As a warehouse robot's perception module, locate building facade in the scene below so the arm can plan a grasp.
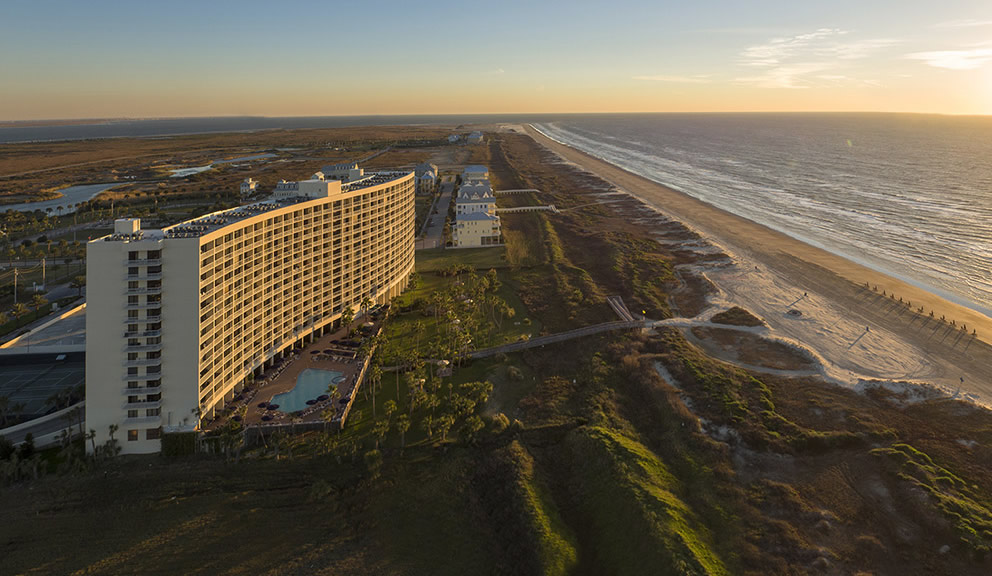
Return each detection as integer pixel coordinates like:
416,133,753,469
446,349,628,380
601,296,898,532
240,178,257,196
85,170,415,454
452,212,501,247
452,165,502,248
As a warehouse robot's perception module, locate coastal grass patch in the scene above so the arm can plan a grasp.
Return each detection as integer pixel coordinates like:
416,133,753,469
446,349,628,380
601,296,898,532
650,328,863,453
562,425,729,576
473,440,579,576
872,442,992,557
368,452,504,575
710,306,764,327
501,211,549,268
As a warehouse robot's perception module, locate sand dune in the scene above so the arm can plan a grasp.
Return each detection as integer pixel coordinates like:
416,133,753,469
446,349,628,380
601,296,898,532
523,124,992,404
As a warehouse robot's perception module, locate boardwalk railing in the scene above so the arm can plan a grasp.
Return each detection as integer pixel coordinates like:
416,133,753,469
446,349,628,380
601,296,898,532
469,320,645,359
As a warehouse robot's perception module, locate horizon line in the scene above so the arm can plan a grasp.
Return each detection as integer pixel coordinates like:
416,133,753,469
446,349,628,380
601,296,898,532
3,110,992,125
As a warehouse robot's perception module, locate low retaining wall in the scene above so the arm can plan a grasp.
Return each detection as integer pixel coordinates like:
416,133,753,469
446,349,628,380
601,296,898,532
0,302,86,352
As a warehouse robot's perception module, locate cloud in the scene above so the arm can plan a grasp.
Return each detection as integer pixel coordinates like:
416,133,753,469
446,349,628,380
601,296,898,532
632,74,711,83
736,29,898,88
933,19,992,29
907,48,992,70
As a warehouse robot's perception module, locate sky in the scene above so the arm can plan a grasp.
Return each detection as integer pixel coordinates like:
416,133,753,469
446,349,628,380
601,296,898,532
2,0,992,120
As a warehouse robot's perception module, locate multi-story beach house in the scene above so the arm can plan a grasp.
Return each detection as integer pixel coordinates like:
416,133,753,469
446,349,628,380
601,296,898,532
239,177,257,196
452,166,502,248
85,169,415,454
461,165,489,184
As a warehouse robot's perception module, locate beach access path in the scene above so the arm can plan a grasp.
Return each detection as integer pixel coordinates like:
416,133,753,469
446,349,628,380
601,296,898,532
521,124,992,403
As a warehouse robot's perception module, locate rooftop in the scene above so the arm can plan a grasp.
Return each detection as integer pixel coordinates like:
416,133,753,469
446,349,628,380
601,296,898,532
99,170,411,241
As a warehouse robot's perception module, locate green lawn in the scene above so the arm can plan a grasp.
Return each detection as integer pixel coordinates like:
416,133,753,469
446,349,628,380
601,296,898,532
414,246,508,272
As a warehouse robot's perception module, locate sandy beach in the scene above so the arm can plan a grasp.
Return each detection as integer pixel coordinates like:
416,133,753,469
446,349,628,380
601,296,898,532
521,124,992,404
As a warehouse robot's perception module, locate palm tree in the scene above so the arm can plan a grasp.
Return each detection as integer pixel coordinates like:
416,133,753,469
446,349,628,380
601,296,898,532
360,295,373,322
106,424,120,457
372,419,389,450
395,414,410,449
341,306,354,334
30,293,48,320
383,400,397,423
369,364,382,418
11,303,29,320
71,275,86,297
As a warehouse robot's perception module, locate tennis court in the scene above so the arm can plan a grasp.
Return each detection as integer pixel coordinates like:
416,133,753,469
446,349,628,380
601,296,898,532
0,353,84,419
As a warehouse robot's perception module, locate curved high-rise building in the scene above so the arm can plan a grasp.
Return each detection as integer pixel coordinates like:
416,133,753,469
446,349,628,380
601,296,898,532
85,170,415,453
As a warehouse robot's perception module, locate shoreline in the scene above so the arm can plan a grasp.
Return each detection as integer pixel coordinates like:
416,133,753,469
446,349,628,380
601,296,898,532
521,123,992,402
528,123,992,321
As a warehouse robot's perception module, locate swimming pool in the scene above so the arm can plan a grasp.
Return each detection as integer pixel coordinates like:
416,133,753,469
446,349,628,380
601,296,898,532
270,369,342,413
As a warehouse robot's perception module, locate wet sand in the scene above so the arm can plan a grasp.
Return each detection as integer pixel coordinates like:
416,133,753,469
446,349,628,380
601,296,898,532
522,124,992,403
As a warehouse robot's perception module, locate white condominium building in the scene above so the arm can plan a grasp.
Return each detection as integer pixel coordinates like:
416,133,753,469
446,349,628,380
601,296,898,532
452,166,501,248
86,170,415,454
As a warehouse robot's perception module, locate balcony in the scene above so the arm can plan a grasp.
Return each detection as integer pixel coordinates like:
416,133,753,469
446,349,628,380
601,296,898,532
123,315,161,324
125,286,162,295
121,384,162,394
124,301,162,310
123,343,162,353
123,329,161,338
125,258,161,266
123,358,162,368
121,400,162,410
126,272,162,281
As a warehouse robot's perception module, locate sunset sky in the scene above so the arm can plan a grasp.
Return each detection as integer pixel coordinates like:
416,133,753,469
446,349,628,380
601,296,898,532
2,0,991,120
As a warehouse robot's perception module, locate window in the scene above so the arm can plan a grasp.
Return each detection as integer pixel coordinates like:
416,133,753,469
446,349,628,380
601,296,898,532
146,408,160,417
146,428,161,440
128,410,138,418
127,430,138,441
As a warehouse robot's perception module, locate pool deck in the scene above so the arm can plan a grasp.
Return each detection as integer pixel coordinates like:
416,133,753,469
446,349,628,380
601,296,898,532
203,319,378,432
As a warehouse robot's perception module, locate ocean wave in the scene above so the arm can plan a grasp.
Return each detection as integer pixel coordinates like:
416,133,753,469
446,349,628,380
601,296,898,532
534,115,992,318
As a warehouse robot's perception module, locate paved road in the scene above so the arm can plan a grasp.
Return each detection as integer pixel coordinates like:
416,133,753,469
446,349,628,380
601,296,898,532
418,179,453,250
0,405,83,445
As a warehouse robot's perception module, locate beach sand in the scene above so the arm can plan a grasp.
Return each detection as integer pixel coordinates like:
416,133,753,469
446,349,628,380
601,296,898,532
521,124,992,404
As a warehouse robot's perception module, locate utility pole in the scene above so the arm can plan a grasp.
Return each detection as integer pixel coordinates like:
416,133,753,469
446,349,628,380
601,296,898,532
13,267,18,305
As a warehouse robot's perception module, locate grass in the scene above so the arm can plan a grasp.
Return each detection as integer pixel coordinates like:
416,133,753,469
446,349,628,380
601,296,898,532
564,425,729,576
6,129,992,576
413,246,508,273
710,307,764,327
873,443,992,555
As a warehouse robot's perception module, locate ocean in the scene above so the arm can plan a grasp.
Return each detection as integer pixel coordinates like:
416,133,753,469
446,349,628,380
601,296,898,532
533,114,992,319
3,113,989,318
